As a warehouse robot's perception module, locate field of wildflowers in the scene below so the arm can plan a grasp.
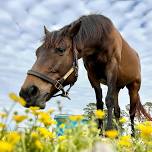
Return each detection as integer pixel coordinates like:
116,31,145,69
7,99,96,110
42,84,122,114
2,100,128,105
0,93,151,152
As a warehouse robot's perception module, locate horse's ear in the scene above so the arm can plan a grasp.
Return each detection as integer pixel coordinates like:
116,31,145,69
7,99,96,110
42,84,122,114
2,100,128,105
44,26,50,35
68,20,81,38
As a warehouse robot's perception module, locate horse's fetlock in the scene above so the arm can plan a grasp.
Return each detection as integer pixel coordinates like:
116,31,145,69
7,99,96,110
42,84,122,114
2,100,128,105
97,101,104,110
106,100,114,108
114,110,120,118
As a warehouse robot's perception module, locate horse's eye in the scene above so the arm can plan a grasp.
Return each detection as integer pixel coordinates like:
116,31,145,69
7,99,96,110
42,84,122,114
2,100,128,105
55,48,66,54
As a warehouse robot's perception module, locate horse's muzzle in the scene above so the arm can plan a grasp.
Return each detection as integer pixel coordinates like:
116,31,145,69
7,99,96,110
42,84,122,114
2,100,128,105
19,86,49,109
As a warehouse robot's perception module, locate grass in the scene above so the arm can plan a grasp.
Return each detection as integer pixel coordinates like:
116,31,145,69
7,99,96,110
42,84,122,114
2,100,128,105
0,92,151,152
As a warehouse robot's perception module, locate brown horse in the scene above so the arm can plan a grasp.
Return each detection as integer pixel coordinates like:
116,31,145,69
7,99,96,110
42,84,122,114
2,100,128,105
19,14,152,135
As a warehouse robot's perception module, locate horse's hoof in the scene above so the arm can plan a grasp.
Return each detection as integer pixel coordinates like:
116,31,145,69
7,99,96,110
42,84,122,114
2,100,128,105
99,130,103,136
131,132,135,137
105,126,113,131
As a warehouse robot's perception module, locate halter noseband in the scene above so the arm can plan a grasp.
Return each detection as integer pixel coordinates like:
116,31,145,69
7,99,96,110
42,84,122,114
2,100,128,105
27,47,78,100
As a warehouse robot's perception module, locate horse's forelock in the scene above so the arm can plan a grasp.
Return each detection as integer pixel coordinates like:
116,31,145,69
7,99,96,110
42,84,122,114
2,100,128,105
42,30,64,49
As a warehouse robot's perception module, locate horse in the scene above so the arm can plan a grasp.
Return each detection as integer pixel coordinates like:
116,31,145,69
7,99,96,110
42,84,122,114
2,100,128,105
19,14,152,135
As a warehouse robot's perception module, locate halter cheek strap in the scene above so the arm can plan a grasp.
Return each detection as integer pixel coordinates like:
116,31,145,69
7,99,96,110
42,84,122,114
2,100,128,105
27,47,78,100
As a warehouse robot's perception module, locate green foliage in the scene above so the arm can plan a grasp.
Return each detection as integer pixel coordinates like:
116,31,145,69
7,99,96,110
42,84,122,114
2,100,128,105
0,93,151,152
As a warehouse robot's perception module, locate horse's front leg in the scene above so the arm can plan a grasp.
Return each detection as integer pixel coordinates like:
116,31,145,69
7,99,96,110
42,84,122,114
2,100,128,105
114,89,120,122
105,59,118,130
94,87,104,129
87,72,104,129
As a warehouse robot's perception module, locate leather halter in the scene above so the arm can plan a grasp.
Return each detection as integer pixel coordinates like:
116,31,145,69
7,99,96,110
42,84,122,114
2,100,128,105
27,46,78,100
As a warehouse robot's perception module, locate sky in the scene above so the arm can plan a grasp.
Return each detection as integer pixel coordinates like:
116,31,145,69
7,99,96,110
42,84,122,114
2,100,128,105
0,0,152,114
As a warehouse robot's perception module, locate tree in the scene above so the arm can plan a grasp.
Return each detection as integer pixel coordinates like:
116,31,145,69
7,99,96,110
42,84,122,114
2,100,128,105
144,102,152,115
83,103,96,119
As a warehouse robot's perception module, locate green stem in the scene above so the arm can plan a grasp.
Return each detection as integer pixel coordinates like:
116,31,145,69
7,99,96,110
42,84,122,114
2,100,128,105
21,134,27,152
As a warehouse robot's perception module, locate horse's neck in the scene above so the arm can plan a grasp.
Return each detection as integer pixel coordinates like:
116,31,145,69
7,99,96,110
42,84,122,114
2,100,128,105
74,41,95,60
76,46,96,60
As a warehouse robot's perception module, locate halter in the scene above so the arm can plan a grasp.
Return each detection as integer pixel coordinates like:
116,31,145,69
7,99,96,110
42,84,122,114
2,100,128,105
27,45,78,100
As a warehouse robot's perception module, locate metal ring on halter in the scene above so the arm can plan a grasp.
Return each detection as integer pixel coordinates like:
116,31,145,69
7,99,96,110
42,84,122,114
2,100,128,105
54,80,63,90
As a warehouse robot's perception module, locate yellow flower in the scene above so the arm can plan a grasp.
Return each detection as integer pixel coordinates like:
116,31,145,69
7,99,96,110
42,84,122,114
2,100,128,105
35,140,43,150
13,115,27,123
143,121,152,126
31,132,39,140
38,112,56,126
141,126,152,138
9,92,26,106
29,106,40,111
69,115,83,121
118,135,132,147
58,136,66,142
29,106,40,115
37,127,55,139
95,110,105,119
6,132,21,145
0,123,6,129
47,131,56,139
118,140,131,147
136,122,152,139
59,124,65,129
9,92,19,102
105,130,118,139
0,141,13,152
119,117,127,124
17,97,26,106
41,118,56,126
0,112,8,118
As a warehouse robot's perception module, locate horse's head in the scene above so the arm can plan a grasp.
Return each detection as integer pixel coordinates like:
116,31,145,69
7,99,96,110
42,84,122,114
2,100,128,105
19,21,81,109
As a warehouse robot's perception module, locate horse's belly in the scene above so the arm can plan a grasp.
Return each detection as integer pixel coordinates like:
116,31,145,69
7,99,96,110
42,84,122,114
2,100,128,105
117,57,141,87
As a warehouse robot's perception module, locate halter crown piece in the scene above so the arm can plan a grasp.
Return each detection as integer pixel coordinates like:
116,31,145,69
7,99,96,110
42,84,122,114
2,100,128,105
27,41,78,100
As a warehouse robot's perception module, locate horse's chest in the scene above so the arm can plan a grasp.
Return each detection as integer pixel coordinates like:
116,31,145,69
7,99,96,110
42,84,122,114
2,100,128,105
84,54,107,84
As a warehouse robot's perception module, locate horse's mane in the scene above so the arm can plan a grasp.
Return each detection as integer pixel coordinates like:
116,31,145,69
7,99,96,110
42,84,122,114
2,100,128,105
43,14,113,48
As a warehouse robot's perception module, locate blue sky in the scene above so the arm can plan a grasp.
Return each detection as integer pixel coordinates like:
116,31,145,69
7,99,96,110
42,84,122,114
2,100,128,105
0,0,152,114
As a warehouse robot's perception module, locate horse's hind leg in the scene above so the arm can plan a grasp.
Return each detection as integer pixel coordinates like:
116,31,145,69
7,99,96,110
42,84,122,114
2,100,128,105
127,81,140,136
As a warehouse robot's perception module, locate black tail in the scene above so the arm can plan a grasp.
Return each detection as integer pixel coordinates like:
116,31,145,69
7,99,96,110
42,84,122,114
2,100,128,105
137,98,152,121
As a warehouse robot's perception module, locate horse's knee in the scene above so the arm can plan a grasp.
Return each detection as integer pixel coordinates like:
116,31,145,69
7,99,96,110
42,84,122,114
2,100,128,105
105,95,114,108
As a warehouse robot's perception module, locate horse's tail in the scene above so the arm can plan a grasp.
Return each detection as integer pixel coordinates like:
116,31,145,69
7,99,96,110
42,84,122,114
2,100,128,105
136,98,152,121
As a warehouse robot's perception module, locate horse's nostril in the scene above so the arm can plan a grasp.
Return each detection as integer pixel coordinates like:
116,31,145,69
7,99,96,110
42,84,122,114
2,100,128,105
19,89,25,98
28,85,38,96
